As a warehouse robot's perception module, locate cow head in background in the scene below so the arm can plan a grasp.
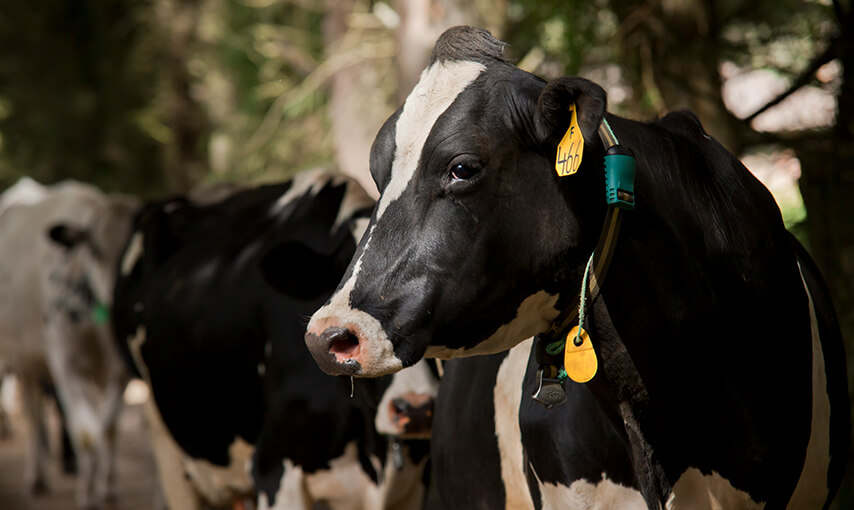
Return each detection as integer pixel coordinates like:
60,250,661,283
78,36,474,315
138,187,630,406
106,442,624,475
48,190,140,310
375,359,439,438
304,26,608,377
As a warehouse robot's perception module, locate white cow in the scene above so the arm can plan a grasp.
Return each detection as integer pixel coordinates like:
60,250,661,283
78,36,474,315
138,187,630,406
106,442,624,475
0,177,52,438
0,179,139,509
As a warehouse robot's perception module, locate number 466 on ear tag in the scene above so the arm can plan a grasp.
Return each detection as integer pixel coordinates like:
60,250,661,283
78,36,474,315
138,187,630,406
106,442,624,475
564,325,598,383
555,103,584,177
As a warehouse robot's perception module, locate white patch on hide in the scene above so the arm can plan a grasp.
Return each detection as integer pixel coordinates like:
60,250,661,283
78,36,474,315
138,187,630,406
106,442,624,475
425,291,560,359
120,231,144,276
666,468,763,510
303,441,384,510
494,338,536,510
785,262,831,510
531,466,645,510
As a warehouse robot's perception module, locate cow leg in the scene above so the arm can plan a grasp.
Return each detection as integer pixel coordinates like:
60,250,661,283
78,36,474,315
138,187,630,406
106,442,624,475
143,396,203,510
92,418,118,503
0,373,12,439
46,362,104,509
19,373,50,495
94,380,126,503
57,398,78,474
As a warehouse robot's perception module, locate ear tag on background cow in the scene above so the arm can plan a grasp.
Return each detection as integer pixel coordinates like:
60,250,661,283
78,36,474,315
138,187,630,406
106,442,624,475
555,103,584,177
564,326,597,383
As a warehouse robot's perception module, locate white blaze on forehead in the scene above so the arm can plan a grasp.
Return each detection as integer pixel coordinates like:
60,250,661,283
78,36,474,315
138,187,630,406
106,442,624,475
375,59,486,221
309,60,484,376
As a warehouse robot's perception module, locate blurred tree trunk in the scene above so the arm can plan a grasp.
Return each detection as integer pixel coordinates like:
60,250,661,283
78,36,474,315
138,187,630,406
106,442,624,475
158,0,209,192
394,0,506,104
323,0,394,198
323,0,506,197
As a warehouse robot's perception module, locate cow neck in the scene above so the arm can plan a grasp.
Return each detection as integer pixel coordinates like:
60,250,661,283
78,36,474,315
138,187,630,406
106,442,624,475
531,118,634,408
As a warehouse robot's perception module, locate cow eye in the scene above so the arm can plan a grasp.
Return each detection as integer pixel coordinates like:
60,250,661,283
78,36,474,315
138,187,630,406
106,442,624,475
450,162,480,180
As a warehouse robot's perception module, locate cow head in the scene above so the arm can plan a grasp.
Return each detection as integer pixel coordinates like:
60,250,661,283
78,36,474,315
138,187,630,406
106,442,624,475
375,359,439,438
48,193,140,309
305,26,609,377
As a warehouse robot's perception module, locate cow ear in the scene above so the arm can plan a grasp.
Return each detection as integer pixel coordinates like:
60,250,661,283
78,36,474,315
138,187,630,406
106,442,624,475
47,224,89,250
259,241,348,301
534,77,607,146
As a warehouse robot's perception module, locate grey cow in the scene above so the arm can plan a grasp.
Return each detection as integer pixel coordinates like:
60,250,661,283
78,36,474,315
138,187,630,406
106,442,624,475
0,179,138,509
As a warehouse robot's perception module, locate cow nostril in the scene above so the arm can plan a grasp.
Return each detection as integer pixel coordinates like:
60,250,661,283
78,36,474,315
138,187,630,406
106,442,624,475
323,327,360,359
391,397,411,414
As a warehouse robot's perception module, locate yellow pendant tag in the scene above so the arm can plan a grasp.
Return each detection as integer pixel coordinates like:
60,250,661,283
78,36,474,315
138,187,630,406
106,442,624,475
554,103,584,177
564,325,597,383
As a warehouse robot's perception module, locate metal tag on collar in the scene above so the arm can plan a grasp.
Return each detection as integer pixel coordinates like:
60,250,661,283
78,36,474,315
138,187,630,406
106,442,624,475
532,366,567,409
391,439,404,471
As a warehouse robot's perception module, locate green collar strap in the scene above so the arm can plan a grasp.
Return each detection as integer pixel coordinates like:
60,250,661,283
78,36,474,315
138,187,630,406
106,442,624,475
531,117,636,408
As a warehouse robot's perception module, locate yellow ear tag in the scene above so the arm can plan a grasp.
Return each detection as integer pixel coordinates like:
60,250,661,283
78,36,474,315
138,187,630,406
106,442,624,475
564,325,597,383
554,103,584,177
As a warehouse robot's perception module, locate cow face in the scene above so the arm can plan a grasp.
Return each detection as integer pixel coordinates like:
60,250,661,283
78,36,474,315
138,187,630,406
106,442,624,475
374,359,439,438
48,194,140,308
305,26,608,377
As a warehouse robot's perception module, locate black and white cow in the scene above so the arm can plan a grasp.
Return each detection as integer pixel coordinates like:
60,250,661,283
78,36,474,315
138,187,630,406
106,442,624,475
304,26,850,509
113,168,437,510
0,179,139,509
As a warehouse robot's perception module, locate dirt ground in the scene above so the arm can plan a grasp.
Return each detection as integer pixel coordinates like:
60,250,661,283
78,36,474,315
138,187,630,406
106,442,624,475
0,397,160,510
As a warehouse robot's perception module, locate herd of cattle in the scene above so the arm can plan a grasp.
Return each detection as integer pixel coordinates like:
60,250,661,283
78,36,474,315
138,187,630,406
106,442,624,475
0,25,849,510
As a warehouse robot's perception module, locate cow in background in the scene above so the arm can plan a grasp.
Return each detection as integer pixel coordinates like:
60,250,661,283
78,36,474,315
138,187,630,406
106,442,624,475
0,179,139,508
114,168,437,510
0,177,49,439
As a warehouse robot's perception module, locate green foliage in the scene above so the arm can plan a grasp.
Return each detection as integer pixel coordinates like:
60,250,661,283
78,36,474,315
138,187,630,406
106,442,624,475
189,0,332,185
0,0,335,196
505,0,619,76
